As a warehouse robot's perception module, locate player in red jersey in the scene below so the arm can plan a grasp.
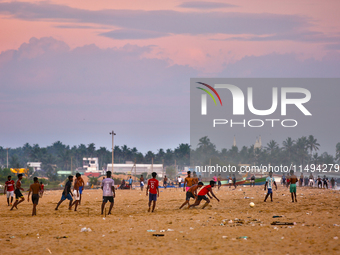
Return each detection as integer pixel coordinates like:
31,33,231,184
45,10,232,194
189,181,220,209
4,175,15,206
146,172,159,212
39,182,45,197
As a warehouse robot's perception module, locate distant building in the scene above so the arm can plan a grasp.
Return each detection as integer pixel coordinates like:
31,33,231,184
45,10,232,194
83,157,100,173
254,136,262,150
27,162,42,171
107,163,164,177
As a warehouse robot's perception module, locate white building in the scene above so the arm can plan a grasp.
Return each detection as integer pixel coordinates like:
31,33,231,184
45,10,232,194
83,157,100,173
27,162,42,171
107,163,164,177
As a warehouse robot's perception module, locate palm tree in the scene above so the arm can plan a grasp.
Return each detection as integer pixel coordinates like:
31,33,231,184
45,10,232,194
336,142,340,162
282,137,295,163
266,140,279,154
295,137,309,166
307,135,320,160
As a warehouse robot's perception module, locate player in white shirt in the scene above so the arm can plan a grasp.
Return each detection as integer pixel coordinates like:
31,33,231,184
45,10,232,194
101,171,115,215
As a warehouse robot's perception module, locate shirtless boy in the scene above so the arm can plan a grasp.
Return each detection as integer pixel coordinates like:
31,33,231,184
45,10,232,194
179,182,203,209
183,171,194,192
77,174,85,205
28,177,41,216
10,174,25,210
217,174,222,190
288,170,298,202
140,175,145,191
71,173,81,211
189,181,220,209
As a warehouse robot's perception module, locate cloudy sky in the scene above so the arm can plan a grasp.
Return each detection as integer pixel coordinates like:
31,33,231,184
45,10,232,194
1,0,340,153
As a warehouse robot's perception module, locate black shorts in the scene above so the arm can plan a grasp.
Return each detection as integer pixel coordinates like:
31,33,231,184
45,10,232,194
32,194,39,205
186,191,195,201
103,196,114,203
197,195,208,201
218,181,221,185
15,189,23,200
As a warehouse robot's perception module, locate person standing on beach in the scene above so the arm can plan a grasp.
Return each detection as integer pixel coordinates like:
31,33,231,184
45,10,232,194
317,176,322,188
183,171,194,192
71,174,81,211
128,176,133,189
250,174,256,187
77,174,85,205
4,175,15,206
55,176,74,210
232,174,237,189
189,181,220,209
330,178,335,189
299,173,304,187
27,177,41,216
323,175,328,189
101,171,115,215
264,171,277,202
177,176,182,189
193,172,199,185
10,174,25,210
146,172,159,212
217,174,222,190
309,174,314,187
39,182,45,198
179,182,203,209
140,175,145,191
163,175,168,189
288,170,298,203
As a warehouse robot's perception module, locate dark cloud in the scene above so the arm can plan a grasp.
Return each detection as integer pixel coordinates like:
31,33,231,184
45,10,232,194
0,1,310,38
178,1,237,9
324,43,340,50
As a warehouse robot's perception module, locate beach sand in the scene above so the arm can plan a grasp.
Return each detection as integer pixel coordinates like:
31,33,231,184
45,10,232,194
0,185,339,254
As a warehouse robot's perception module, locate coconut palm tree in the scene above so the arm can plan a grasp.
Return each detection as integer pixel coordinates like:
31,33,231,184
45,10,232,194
307,135,320,160
282,137,295,163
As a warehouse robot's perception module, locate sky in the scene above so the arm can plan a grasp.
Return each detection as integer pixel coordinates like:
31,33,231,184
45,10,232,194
1,0,340,153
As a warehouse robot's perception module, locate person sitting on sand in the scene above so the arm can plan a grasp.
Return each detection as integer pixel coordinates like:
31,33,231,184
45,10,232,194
189,181,219,209
101,171,115,215
27,177,41,216
146,172,159,212
288,170,298,203
179,182,203,209
55,176,74,211
264,171,277,202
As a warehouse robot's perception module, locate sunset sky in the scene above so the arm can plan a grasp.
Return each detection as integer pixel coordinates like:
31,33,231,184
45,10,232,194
1,0,340,153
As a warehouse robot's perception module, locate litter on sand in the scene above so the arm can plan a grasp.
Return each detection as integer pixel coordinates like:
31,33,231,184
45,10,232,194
80,227,92,232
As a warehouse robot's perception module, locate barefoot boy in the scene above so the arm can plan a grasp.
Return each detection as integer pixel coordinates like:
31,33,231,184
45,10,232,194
189,181,220,209
10,174,25,210
179,182,203,209
55,176,74,210
71,173,81,211
264,171,277,202
4,175,15,206
183,171,194,192
28,177,41,216
288,170,298,202
101,171,115,215
146,172,159,212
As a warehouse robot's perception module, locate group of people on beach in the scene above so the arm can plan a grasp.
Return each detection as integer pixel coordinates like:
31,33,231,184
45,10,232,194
3,169,337,216
280,173,336,189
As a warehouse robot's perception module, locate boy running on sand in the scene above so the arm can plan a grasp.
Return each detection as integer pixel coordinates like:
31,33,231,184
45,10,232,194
4,175,15,206
28,177,41,216
78,174,85,205
179,182,203,209
146,172,159,212
264,171,277,202
163,175,168,189
10,174,25,210
189,181,220,209
288,170,298,202
55,176,74,210
101,171,115,215
183,171,194,192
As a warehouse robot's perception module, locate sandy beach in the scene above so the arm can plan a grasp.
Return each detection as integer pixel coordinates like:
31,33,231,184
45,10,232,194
0,185,339,255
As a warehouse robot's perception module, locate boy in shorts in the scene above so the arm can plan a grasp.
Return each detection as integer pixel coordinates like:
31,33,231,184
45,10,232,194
288,170,298,202
10,174,25,210
189,181,220,209
264,171,277,202
4,175,15,206
28,177,41,216
101,171,115,215
55,176,74,210
146,172,159,212
179,182,203,209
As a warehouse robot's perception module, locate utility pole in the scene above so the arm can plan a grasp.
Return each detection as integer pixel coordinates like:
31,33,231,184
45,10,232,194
6,148,8,168
109,131,116,173
71,156,73,175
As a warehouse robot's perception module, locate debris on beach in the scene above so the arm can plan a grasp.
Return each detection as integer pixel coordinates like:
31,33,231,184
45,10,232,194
80,227,92,232
147,230,156,232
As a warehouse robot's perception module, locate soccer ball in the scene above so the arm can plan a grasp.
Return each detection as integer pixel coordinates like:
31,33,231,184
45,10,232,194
249,202,255,208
